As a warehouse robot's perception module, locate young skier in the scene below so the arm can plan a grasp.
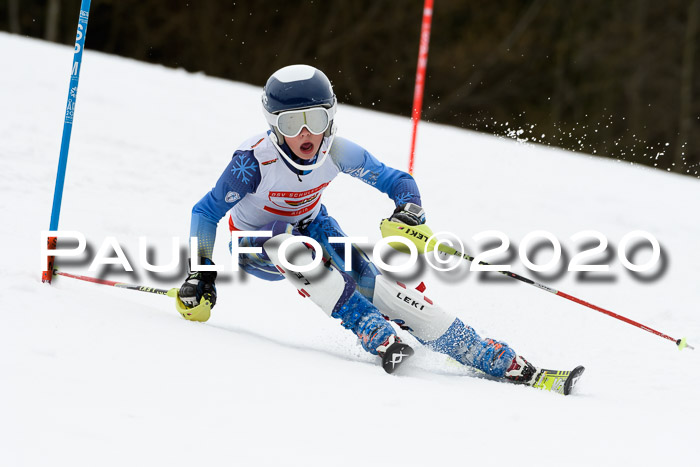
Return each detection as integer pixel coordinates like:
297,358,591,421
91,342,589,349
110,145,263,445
178,64,536,378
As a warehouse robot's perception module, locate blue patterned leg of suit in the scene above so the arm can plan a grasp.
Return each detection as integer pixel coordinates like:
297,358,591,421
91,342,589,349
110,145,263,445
420,319,516,377
230,222,292,281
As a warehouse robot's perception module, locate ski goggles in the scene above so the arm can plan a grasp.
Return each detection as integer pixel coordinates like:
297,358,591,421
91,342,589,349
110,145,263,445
266,106,335,138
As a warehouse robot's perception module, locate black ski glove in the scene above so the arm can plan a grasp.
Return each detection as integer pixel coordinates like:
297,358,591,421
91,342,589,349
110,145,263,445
390,202,426,226
179,257,217,309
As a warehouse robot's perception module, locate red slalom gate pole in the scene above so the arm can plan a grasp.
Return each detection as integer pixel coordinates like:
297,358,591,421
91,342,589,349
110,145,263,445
408,0,434,175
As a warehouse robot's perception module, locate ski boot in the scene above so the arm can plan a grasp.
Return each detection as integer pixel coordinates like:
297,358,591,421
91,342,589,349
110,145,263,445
504,355,538,384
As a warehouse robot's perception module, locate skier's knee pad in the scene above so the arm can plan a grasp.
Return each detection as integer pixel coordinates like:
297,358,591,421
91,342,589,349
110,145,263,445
263,232,355,316
372,275,456,342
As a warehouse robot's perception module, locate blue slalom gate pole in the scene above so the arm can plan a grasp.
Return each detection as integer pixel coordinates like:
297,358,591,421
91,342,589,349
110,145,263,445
42,0,92,283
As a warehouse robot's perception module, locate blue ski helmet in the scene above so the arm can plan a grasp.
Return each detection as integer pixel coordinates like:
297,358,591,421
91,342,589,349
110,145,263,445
262,65,337,142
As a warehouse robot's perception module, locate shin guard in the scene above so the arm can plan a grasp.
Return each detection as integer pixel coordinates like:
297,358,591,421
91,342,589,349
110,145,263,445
263,233,353,316
372,275,455,342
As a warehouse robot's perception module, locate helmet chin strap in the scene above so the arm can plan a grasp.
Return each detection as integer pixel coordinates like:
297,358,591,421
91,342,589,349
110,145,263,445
270,125,336,172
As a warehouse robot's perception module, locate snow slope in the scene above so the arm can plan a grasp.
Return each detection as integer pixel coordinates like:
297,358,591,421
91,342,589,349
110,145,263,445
1,33,699,466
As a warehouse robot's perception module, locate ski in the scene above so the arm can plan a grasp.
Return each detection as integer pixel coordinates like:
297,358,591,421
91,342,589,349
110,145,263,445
445,357,585,395
530,365,585,395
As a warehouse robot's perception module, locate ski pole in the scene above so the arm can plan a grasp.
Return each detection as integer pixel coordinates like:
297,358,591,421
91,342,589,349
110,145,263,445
380,220,695,351
54,269,178,297
52,269,211,322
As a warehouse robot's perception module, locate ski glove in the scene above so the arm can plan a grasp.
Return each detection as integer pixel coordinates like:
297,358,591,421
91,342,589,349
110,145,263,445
179,257,217,309
390,202,426,226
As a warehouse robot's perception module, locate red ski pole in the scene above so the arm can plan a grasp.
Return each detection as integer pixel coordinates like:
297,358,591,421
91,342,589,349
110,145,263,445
53,269,177,297
52,269,211,322
381,220,695,351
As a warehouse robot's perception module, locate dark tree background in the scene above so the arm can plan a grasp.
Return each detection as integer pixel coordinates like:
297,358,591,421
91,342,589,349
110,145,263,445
3,0,699,177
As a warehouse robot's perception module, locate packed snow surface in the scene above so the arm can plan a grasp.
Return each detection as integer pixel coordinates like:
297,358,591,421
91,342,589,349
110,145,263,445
1,33,699,466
